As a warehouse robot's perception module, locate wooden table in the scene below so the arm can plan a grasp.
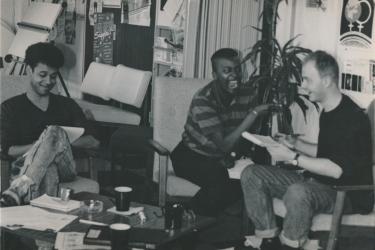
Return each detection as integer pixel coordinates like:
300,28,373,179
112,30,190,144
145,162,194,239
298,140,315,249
1,192,215,249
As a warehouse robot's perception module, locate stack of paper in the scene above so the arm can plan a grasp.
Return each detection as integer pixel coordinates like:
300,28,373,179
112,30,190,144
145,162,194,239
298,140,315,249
0,205,77,232
30,194,81,212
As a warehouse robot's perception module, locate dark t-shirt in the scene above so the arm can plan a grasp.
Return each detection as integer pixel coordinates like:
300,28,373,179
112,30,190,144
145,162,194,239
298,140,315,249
1,93,92,154
312,94,373,213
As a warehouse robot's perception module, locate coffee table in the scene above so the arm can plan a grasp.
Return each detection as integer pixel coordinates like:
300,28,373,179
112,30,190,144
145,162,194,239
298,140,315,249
1,192,215,249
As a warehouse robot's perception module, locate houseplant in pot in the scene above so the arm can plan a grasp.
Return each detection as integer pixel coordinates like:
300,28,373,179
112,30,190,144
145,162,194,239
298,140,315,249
241,0,317,162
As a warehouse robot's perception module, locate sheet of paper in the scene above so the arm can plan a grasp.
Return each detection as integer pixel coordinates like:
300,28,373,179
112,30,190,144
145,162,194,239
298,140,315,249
60,126,85,143
0,205,77,232
227,158,254,179
242,132,279,147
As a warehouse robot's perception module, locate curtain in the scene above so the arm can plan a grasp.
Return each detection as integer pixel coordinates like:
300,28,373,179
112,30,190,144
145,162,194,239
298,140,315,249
183,0,263,79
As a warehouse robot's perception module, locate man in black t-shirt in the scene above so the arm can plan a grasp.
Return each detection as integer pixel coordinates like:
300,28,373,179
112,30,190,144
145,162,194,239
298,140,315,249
0,42,100,206
240,51,373,250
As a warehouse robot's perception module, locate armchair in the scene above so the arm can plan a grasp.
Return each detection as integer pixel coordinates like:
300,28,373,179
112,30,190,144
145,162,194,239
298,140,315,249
149,77,253,207
272,98,375,250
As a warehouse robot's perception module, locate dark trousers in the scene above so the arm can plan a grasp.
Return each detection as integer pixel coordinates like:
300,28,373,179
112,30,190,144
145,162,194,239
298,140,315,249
171,142,242,216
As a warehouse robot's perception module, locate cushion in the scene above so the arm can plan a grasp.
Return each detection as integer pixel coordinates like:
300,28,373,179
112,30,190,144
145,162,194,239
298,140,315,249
74,99,141,125
273,198,375,231
108,64,152,108
59,176,99,194
80,62,115,100
166,175,200,197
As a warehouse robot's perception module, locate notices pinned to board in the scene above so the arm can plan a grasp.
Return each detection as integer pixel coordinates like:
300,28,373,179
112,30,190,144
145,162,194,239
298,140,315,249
93,12,115,65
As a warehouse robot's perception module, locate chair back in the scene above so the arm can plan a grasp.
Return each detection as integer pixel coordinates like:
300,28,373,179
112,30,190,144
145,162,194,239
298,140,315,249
152,77,211,181
367,100,375,211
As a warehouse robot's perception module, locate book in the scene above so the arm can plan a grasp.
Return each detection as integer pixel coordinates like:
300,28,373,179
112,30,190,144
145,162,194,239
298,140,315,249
84,226,170,248
84,225,111,246
241,132,279,147
30,194,81,212
55,232,111,250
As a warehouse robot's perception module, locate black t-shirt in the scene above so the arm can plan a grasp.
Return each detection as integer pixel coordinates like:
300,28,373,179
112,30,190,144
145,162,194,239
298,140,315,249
312,94,373,213
1,93,92,154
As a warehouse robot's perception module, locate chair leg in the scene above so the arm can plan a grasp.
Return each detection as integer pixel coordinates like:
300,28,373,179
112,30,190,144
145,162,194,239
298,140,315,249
158,155,169,207
326,191,346,250
88,156,98,181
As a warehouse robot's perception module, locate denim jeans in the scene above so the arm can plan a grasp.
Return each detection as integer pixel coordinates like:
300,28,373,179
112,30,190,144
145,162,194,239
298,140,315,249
240,164,352,247
4,126,76,203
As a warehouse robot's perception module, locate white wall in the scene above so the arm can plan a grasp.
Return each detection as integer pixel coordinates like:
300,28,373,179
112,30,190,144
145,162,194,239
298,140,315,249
276,0,375,104
276,0,342,55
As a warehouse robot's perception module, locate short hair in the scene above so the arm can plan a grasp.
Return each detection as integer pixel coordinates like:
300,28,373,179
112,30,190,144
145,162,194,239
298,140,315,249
24,42,64,70
211,48,239,71
304,50,339,84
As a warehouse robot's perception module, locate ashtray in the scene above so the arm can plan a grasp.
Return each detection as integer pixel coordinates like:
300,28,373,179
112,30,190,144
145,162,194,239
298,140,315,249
81,199,104,213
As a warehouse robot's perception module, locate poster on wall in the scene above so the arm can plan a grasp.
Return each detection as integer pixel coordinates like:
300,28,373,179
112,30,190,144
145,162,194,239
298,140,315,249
338,0,375,95
339,0,374,48
128,0,151,27
93,13,115,65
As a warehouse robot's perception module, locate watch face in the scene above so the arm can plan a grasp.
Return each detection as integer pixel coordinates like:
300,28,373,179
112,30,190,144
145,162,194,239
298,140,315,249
292,160,298,166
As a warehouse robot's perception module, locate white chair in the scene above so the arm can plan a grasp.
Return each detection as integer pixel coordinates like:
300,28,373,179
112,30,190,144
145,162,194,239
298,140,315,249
149,77,252,206
76,62,152,126
272,98,375,250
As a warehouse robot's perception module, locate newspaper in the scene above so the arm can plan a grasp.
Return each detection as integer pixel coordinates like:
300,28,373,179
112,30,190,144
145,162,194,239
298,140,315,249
0,205,77,232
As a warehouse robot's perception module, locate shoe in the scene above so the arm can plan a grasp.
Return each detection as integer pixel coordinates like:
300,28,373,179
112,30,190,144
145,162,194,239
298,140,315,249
0,193,19,207
260,237,282,250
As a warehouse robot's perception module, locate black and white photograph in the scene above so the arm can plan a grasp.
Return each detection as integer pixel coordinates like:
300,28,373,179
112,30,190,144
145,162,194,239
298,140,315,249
0,0,374,250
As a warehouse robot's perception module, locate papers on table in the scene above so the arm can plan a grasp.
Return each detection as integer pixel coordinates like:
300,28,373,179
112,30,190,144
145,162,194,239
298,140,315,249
0,205,77,232
242,132,279,147
30,194,81,212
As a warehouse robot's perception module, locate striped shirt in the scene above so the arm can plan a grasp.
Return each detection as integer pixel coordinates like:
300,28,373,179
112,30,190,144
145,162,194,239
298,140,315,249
182,81,258,157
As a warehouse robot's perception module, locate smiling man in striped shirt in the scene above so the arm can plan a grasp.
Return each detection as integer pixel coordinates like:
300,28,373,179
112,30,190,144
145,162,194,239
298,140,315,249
171,48,270,216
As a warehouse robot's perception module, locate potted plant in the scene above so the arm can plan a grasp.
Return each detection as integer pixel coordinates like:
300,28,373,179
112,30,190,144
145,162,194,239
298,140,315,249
242,0,317,135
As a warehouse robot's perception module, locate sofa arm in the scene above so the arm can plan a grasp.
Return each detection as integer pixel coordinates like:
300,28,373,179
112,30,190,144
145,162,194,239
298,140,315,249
147,139,170,156
147,139,171,206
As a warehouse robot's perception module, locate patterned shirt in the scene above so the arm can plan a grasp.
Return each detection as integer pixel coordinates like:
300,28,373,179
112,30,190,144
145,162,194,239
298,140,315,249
182,81,258,157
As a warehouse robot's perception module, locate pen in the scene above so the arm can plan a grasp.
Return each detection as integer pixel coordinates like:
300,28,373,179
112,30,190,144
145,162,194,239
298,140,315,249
79,219,107,226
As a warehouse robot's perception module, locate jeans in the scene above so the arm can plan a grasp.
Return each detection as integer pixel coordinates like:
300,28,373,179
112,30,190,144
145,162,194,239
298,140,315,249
4,126,76,203
240,164,352,247
171,142,242,216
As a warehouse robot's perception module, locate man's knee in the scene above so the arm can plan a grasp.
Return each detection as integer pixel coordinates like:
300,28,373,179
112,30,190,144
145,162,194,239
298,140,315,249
42,126,70,147
283,183,310,207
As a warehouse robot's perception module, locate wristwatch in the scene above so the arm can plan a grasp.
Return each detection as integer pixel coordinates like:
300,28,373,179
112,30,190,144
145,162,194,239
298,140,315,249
291,153,300,166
